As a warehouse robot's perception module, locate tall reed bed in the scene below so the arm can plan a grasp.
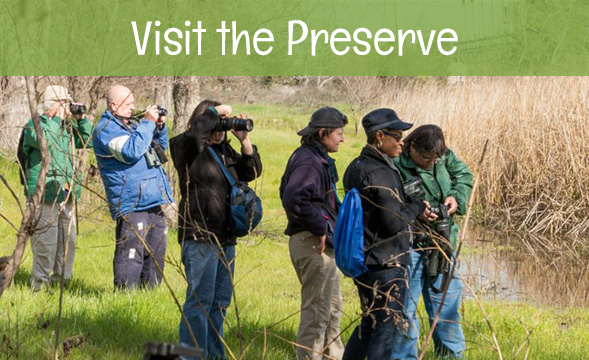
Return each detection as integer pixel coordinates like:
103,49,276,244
386,77,589,249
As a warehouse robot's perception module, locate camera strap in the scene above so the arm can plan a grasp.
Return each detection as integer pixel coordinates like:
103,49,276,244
207,146,236,186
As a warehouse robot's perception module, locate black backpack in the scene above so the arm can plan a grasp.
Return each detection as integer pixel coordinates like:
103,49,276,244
16,123,30,185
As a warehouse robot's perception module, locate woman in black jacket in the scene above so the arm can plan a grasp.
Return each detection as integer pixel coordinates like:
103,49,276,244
342,108,430,360
170,100,262,360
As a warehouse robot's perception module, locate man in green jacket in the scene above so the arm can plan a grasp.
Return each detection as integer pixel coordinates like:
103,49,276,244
22,85,93,292
393,124,472,359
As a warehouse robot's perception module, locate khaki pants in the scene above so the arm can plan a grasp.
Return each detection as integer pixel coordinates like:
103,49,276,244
30,201,76,291
289,231,344,360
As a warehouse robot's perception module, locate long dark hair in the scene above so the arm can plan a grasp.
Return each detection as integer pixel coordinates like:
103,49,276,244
402,124,447,157
188,99,221,129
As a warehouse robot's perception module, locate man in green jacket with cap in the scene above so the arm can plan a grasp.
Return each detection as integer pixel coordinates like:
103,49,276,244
22,85,93,292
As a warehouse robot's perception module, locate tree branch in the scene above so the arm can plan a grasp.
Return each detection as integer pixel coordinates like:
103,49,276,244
0,76,52,297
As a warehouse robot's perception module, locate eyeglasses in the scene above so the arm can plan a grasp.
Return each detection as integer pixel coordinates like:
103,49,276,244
381,131,403,141
417,151,441,163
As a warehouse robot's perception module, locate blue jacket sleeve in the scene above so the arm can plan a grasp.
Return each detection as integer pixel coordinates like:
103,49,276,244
94,119,156,164
153,123,169,150
119,120,156,163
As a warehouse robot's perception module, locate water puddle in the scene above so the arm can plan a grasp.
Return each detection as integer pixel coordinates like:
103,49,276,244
459,229,589,308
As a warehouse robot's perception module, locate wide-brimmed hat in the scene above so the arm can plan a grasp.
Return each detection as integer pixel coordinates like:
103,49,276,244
297,107,348,136
362,108,412,133
41,85,72,102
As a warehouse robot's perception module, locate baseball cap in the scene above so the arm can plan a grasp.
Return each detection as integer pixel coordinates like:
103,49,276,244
362,108,413,133
297,107,348,136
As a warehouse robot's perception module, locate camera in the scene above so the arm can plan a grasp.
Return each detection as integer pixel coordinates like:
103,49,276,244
156,105,168,117
214,117,254,132
69,103,87,115
143,342,203,360
403,177,425,199
430,203,451,240
129,106,168,121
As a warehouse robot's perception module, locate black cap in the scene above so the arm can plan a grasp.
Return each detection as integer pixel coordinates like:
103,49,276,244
362,108,413,133
297,107,348,136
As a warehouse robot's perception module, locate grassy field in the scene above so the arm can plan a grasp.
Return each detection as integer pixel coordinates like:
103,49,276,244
1,82,589,359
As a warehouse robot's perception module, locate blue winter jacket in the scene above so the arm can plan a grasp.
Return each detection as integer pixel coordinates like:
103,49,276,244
93,110,173,219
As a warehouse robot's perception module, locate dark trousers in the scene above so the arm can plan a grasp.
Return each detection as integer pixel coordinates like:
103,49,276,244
343,266,409,360
113,207,167,289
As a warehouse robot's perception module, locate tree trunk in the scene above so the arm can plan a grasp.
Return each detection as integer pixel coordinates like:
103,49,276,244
172,77,200,133
0,77,29,152
155,76,174,113
0,76,51,297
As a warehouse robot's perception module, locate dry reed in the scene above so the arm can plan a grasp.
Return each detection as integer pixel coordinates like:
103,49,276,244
384,77,589,250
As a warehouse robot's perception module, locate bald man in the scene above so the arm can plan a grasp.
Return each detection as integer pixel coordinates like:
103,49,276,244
93,85,173,289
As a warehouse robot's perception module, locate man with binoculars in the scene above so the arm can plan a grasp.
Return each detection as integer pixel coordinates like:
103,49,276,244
21,85,93,292
93,85,173,290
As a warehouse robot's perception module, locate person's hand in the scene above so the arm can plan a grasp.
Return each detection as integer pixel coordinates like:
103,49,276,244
230,113,253,154
144,105,159,122
231,129,249,142
315,234,327,255
444,196,458,215
215,104,232,117
419,200,438,221
156,115,166,129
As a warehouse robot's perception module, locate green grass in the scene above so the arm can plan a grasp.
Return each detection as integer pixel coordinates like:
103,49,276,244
1,103,588,359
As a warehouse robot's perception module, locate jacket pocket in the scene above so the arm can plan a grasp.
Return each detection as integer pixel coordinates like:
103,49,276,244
137,174,162,207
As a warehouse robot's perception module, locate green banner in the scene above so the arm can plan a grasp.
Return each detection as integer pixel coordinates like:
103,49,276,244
0,0,587,75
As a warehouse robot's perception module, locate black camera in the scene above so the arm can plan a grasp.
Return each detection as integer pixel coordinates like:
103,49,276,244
214,117,254,132
143,342,203,360
403,177,425,199
156,106,168,117
430,203,451,240
69,103,87,115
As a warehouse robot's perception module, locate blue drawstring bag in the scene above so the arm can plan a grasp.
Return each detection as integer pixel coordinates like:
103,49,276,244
333,188,368,278
208,147,263,237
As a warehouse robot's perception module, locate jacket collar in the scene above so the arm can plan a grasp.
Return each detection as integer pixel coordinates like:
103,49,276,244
102,110,136,131
361,145,393,166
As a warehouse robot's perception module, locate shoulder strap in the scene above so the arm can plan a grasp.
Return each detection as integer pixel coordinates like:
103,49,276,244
207,146,236,186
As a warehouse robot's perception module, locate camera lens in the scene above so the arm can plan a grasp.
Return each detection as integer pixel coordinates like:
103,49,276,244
232,118,254,132
215,117,254,132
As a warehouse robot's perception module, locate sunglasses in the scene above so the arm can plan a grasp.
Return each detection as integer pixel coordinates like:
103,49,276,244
381,131,403,141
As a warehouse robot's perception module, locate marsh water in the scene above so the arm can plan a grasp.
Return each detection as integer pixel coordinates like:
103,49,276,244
458,227,589,308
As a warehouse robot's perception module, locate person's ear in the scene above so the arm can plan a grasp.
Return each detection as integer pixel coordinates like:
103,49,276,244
375,130,383,141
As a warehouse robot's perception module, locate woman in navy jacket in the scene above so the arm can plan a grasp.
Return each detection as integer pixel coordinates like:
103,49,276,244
280,107,348,360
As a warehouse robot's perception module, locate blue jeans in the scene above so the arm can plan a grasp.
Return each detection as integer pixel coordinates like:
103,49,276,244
343,266,409,360
179,241,235,360
393,250,465,359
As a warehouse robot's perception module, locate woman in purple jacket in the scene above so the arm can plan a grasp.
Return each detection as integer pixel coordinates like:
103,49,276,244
280,107,348,360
